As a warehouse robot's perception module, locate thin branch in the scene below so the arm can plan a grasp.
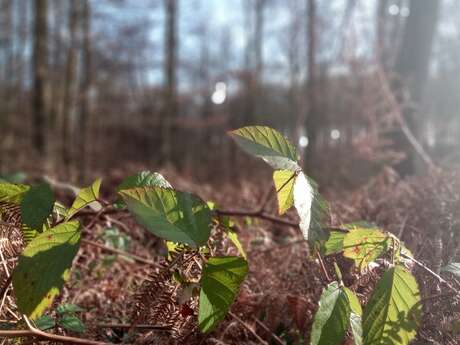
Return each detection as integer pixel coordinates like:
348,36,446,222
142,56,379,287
228,311,268,345
0,315,108,345
96,323,170,331
401,253,458,293
252,317,285,345
80,239,162,268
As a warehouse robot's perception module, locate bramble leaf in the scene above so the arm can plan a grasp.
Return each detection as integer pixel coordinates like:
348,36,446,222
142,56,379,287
20,183,55,230
0,183,30,203
66,179,101,220
120,187,212,247
229,126,299,171
294,171,313,240
273,170,296,215
199,256,248,333
117,171,172,191
343,225,389,271
363,266,421,345
344,287,363,345
12,221,81,319
310,281,350,345
323,231,346,256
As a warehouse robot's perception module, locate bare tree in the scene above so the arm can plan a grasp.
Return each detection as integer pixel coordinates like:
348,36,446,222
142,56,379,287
162,0,178,162
32,0,48,157
393,0,441,175
78,0,92,182
305,0,318,171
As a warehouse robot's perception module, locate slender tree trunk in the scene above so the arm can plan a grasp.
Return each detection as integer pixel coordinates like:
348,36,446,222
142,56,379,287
62,0,79,176
305,0,318,173
162,0,178,164
393,0,440,175
32,0,48,157
78,0,92,183
375,0,388,67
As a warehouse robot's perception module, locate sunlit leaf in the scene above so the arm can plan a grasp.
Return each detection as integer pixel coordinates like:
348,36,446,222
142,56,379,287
363,266,421,345
199,256,248,333
66,179,101,220
344,287,363,345
117,171,172,191
273,170,296,215
12,221,81,319
343,225,389,271
120,187,212,247
310,281,350,345
225,228,246,259
229,126,299,171
294,171,313,240
20,183,55,230
0,183,30,203
323,231,346,256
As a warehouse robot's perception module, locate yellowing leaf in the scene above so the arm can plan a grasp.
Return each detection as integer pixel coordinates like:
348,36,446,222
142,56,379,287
343,225,389,271
273,170,296,215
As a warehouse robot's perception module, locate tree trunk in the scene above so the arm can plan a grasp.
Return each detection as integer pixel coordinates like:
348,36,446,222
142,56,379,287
305,0,318,173
393,0,440,175
162,0,178,164
78,0,91,183
61,0,79,176
32,0,48,158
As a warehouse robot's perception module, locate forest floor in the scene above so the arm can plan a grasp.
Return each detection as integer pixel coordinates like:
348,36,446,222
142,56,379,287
3,164,460,345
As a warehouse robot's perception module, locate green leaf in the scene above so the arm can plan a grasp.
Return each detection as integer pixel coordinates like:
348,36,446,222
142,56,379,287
229,126,299,171
441,262,460,277
12,221,81,319
363,266,421,345
199,256,248,333
34,315,56,331
293,171,313,240
225,228,246,259
59,315,86,333
0,183,30,203
56,303,84,315
308,178,329,245
66,179,101,220
343,226,389,271
20,183,55,230
323,231,346,256
273,170,296,215
117,171,172,191
310,281,350,345
21,225,40,244
120,187,212,247
344,287,363,345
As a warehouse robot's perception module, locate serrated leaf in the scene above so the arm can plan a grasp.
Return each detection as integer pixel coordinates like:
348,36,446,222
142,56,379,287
229,126,299,171
344,287,363,345
310,281,350,345
0,183,30,203
273,170,296,215
293,171,313,240
60,315,85,333
66,179,101,220
343,226,389,271
20,183,55,230
34,315,55,330
56,303,84,315
308,178,329,245
323,231,346,256
363,266,421,345
441,262,460,277
117,171,172,191
120,187,212,247
199,256,248,333
12,221,81,319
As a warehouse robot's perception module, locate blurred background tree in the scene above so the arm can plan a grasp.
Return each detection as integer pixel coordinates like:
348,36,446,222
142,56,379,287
0,0,456,187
